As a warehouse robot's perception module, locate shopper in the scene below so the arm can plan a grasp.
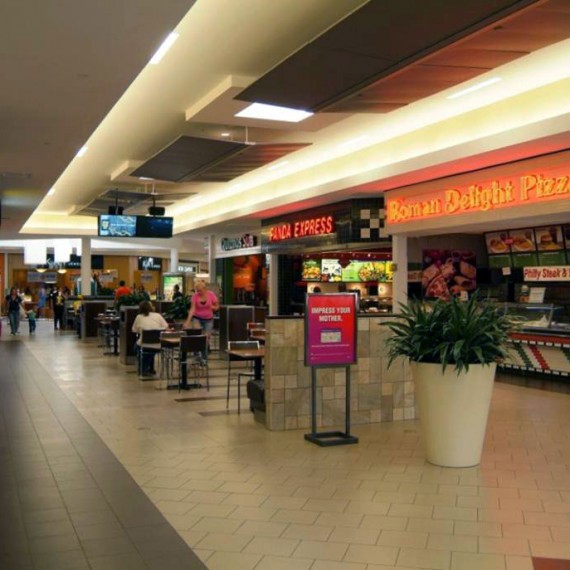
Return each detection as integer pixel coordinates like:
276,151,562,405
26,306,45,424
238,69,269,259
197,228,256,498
27,308,37,334
50,287,65,330
183,280,219,362
132,301,169,376
5,287,23,335
172,284,183,300
115,280,131,300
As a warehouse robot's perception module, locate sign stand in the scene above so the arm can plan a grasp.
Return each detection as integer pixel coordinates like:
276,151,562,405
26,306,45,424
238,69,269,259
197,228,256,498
304,365,358,447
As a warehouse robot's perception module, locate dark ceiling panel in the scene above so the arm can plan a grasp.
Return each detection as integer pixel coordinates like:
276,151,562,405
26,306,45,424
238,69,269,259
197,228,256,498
236,0,539,112
192,142,311,182
133,136,248,182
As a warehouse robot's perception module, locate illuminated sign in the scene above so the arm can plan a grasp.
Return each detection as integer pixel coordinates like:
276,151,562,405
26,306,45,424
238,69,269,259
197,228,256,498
386,169,570,224
221,234,257,251
524,266,570,282
269,216,334,242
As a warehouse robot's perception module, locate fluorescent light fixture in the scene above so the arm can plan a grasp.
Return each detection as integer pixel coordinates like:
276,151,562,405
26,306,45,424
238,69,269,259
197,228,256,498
24,241,47,265
47,187,56,196
267,160,290,171
221,132,231,137
236,102,313,123
139,176,154,181
149,32,179,65
338,135,370,149
76,146,88,158
446,77,502,100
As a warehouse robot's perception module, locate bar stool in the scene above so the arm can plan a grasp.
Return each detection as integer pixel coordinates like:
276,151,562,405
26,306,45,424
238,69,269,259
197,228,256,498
178,335,209,391
227,340,260,414
138,329,162,378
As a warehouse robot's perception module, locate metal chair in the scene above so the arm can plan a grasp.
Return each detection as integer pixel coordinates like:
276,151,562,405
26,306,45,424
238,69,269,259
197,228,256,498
227,340,260,414
138,329,163,378
178,335,209,391
160,331,182,388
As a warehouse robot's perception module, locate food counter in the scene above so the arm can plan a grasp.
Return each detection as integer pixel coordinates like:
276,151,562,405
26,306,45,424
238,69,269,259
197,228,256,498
499,303,570,377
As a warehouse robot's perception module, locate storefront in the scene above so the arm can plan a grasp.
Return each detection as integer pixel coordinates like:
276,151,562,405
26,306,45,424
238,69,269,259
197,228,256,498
260,198,392,315
385,150,570,377
215,232,267,306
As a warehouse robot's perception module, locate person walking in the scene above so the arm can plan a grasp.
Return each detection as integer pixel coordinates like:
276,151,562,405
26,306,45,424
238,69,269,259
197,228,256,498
183,280,219,363
27,308,37,334
50,287,65,330
5,287,23,335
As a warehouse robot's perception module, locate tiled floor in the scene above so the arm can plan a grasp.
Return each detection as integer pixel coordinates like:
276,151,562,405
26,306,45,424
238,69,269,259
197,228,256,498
2,321,570,569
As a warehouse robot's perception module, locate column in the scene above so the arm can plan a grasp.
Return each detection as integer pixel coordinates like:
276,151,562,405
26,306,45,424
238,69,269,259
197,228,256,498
207,235,216,283
80,238,92,295
268,253,279,316
169,248,179,273
391,234,408,313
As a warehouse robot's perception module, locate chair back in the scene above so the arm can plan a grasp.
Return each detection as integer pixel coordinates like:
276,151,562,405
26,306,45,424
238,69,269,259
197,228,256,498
246,322,264,331
228,340,260,361
140,329,163,345
184,328,203,336
180,334,207,353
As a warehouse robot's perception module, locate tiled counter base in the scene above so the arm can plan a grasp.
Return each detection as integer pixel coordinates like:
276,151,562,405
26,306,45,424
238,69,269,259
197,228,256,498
264,316,415,431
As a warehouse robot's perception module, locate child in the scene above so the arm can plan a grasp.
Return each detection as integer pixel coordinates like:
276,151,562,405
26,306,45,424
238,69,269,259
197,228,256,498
27,309,37,335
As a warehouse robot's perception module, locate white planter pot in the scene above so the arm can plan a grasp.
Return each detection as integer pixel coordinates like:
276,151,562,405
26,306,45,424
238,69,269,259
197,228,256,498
411,361,496,468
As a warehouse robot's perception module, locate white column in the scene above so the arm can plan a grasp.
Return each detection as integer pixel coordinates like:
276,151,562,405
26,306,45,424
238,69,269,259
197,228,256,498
80,238,92,295
392,234,408,313
207,235,216,282
169,248,179,273
268,253,279,316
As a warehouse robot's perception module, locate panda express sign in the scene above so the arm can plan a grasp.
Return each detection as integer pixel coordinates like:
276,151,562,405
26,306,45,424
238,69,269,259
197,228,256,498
386,165,570,225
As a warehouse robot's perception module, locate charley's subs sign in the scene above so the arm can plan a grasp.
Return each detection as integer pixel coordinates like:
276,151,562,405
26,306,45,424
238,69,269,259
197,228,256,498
387,166,570,225
221,233,257,251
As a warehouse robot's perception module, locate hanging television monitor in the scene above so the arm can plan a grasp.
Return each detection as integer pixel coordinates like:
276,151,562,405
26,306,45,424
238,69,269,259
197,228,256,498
98,215,137,237
136,216,173,238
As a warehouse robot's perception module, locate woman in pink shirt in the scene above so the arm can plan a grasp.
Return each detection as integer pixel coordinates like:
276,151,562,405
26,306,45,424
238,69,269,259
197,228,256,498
184,280,219,361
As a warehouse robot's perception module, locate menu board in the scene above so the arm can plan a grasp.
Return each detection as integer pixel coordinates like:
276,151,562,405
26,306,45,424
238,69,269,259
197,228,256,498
302,260,321,281
321,259,342,282
486,225,569,268
422,250,477,300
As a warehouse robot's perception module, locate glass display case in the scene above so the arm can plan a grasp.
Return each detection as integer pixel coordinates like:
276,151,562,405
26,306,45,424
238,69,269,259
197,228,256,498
502,303,570,333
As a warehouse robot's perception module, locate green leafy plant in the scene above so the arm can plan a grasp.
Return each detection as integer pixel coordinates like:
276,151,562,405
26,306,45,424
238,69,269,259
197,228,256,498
163,296,190,321
115,293,147,310
384,294,513,374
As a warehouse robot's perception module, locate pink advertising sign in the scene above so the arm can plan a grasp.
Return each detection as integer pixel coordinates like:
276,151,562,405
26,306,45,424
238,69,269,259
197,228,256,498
305,293,358,367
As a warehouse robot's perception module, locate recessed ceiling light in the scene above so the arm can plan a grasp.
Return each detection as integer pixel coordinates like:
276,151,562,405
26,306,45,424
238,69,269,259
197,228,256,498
47,187,56,196
149,32,179,65
236,103,313,123
221,132,231,137
267,160,290,171
139,176,154,181
76,146,88,158
446,77,502,100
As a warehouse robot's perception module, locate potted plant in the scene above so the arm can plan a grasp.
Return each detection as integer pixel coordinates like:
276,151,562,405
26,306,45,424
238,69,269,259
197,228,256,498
163,296,190,322
384,294,512,467
115,292,147,311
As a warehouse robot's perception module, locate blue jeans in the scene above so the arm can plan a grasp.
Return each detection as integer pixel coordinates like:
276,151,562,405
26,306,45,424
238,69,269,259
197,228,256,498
191,317,212,360
8,311,20,334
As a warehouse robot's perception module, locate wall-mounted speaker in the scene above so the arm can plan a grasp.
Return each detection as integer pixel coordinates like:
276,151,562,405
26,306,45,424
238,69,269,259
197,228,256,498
148,206,165,216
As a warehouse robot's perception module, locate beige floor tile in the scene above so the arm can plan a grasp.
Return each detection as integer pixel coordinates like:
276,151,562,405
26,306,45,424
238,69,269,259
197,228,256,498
479,537,530,555
205,551,262,570
255,555,314,570
163,512,202,531
317,512,364,528
262,496,308,510
191,516,243,534
195,532,253,552
388,504,433,519
255,485,297,497
530,539,570,559
377,530,427,549
524,511,570,527
346,501,390,516
189,503,237,518
328,526,379,545
155,500,194,515
179,529,207,547
451,552,505,570
543,501,570,514
406,518,454,534
293,539,348,561
273,509,320,525
360,515,408,531
229,506,277,521
457,495,499,509
551,526,570,542
293,486,337,499
344,544,399,566
438,485,478,497
454,521,502,537
193,548,213,563
505,555,534,570
184,490,229,504
373,491,416,504
282,523,333,541
502,523,551,540
333,489,375,502
433,506,477,522
478,508,523,524
499,498,543,512
397,547,450,569
311,561,366,570
519,489,562,502
427,533,478,553
221,493,266,507
303,498,349,513
414,493,457,507
243,536,299,557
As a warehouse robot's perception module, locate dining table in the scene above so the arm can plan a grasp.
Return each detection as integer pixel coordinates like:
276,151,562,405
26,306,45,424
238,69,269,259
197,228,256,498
226,347,265,380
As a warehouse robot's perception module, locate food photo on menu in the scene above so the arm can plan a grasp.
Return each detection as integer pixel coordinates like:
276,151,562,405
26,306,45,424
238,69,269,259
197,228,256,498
302,260,321,281
509,228,536,252
321,259,342,282
535,225,564,251
422,249,477,300
485,231,511,254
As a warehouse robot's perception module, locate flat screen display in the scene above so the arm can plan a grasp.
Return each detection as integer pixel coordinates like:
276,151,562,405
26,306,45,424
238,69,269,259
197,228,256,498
136,216,173,238
98,215,137,237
